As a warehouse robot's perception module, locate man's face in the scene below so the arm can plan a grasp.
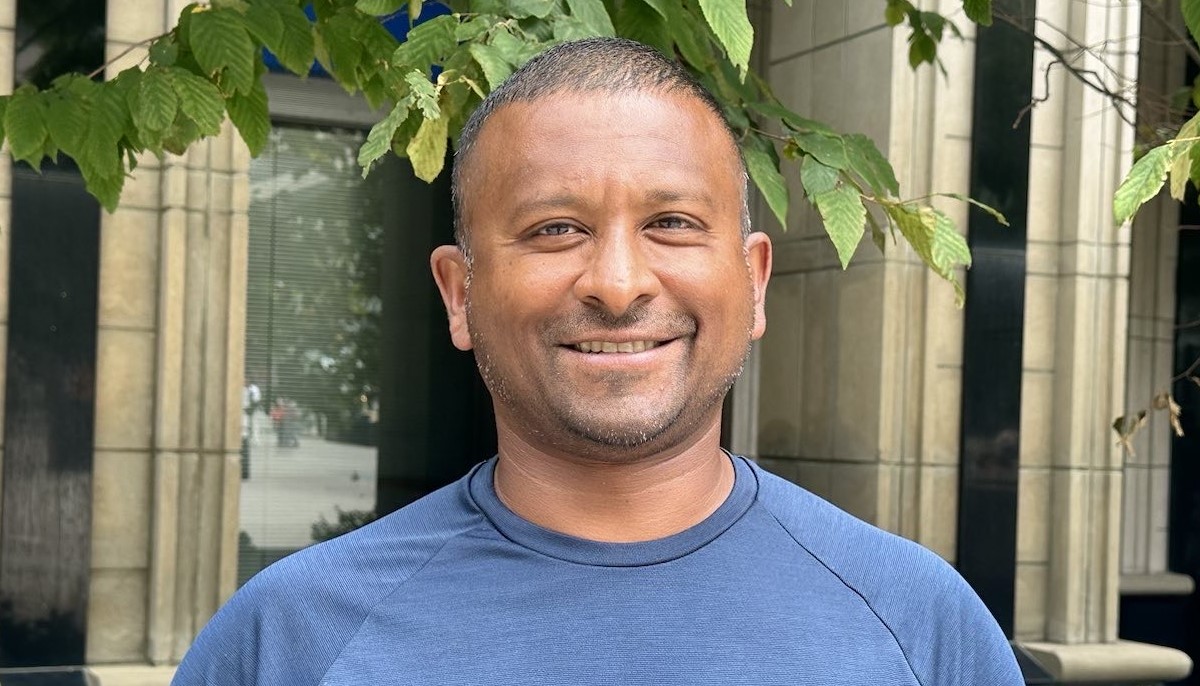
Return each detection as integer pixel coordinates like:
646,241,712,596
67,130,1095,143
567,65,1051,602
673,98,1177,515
432,89,771,460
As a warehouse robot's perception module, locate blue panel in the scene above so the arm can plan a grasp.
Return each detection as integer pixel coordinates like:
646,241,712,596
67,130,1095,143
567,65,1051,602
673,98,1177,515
263,3,452,77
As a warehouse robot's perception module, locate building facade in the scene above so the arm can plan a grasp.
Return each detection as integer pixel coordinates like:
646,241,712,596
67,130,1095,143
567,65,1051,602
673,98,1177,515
0,0,1195,683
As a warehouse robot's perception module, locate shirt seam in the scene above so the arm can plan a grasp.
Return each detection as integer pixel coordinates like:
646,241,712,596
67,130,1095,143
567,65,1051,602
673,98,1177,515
760,502,927,686
314,517,492,686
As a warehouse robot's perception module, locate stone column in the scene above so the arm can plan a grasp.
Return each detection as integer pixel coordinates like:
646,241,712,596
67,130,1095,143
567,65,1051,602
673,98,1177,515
0,0,14,533
1120,0,1194,594
758,0,976,565
88,0,249,665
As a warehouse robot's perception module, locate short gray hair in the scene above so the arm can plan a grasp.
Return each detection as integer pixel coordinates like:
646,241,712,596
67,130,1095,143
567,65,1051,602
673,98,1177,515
450,37,751,256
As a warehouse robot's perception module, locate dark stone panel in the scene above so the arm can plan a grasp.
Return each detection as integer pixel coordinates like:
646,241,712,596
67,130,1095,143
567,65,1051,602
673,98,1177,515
0,667,96,685
956,0,1036,639
0,161,101,667
375,154,495,516
1168,227,1200,686
1119,594,1193,686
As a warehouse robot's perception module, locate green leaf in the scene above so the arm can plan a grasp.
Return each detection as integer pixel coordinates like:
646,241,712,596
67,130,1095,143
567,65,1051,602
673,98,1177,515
636,0,669,18
1190,141,1200,192
552,16,593,41
886,203,936,268
406,113,449,182
843,133,899,197
359,96,412,175
490,26,541,65
227,78,270,155
149,37,180,66
566,0,616,36
390,107,426,157
0,96,10,150
270,0,316,75
743,137,788,230
884,0,909,26
134,67,180,138
1113,145,1172,225
934,192,1009,227
405,70,441,118
393,14,458,71
799,154,838,197
409,0,422,22
931,209,972,270
455,15,493,42
1170,113,1200,200
46,90,90,159
162,114,202,155
243,1,284,46
748,101,837,135
793,131,848,169
813,184,866,268
920,11,946,41
963,0,991,26
6,86,49,168
697,0,752,74
78,84,130,211
168,67,226,136
1172,143,1193,202
321,13,364,90
190,7,257,95
469,42,514,90
507,0,557,18
356,0,404,14
666,2,712,69
908,32,936,68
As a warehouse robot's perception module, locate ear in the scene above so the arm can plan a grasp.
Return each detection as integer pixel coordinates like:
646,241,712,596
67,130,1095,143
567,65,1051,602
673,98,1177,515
430,245,473,351
744,232,772,340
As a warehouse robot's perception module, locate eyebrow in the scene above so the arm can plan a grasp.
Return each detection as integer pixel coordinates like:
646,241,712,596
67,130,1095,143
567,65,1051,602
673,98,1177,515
511,188,716,218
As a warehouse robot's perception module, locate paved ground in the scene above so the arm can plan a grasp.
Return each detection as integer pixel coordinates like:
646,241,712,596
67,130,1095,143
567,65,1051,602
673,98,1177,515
239,429,378,550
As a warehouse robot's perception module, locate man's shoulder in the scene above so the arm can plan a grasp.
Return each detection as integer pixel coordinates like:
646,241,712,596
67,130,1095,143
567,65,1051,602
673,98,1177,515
173,468,490,686
749,461,1022,684
752,462,948,579
260,470,486,591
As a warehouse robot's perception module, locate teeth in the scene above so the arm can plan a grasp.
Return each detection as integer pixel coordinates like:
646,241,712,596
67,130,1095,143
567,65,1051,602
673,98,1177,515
574,340,660,354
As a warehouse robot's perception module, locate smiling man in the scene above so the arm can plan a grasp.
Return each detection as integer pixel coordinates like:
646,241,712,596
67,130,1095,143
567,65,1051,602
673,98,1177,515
174,38,1023,685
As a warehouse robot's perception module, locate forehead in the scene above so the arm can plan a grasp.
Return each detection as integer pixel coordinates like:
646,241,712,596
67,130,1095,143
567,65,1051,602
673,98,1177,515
459,90,742,221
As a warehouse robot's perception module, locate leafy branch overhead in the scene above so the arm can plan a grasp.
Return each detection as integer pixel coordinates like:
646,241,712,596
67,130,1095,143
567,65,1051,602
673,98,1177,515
1114,0,1200,224
0,0,1000,302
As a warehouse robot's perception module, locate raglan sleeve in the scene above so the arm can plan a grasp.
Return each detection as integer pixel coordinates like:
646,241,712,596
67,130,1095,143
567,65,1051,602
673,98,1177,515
906,557,1026,686
171,557,351,686
171,578,291,686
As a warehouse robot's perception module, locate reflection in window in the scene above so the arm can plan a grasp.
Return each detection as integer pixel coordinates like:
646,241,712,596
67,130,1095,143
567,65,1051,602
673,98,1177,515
239,127,385,584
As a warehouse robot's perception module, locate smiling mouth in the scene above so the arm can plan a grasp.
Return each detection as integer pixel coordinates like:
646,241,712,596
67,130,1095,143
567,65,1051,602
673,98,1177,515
572,340,663,354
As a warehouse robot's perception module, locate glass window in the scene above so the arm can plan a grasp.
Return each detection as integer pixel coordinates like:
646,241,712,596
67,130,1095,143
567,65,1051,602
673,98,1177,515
238,125,493,585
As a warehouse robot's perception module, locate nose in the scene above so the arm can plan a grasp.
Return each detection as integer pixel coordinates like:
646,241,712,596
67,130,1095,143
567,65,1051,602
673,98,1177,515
573,227,661,317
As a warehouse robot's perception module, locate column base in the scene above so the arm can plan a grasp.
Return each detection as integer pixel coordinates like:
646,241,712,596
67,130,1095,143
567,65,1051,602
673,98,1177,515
1016,639,1192,684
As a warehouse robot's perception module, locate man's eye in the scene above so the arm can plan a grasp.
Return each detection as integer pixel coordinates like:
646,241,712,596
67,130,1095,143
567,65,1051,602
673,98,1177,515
537,224,576,236
649,216,693,230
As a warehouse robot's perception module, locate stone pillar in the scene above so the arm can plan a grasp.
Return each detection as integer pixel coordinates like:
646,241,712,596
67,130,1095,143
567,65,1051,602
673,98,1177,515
1121,0,1193,591
0,0,14,533
1013,0,1137,647
87,0,249,665
758,0,976,565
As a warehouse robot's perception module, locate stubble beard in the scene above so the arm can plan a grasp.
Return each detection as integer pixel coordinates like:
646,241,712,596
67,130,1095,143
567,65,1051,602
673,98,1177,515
467,296,754,459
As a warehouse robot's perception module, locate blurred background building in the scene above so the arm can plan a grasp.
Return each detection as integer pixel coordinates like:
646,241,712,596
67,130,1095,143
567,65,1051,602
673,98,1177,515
0,0,1195,684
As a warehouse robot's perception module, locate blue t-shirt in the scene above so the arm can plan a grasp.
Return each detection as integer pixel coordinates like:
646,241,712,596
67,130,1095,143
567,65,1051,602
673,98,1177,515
174,456,1023,685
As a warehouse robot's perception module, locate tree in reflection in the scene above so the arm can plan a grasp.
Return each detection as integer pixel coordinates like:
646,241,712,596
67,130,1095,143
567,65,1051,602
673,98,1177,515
246,128,383,444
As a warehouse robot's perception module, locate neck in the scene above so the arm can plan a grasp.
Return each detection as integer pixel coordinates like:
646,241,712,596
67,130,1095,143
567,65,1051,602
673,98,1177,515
491,419,734,543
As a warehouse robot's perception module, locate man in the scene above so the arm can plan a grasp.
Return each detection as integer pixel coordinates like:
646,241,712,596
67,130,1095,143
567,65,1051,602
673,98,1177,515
174,38,1023,685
